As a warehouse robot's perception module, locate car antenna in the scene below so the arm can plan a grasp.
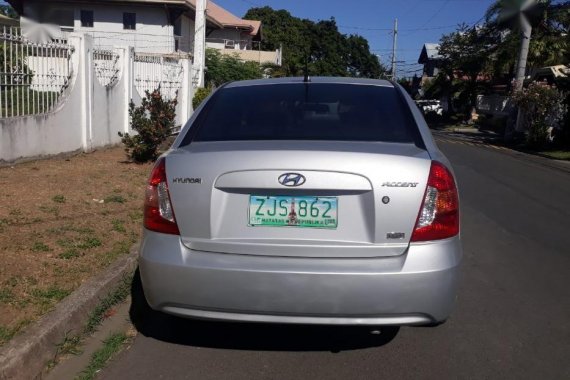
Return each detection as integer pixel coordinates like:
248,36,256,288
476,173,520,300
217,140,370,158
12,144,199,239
303,55,310,83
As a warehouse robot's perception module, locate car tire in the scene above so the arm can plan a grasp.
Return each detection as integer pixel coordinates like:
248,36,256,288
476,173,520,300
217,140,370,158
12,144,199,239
129,268,163,331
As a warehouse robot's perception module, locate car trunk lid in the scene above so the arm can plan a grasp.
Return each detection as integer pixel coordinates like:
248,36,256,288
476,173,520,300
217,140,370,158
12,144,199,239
167,141,431,258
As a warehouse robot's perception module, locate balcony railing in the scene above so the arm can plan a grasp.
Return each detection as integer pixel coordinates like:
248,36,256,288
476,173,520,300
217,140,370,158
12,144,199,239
206,38,253,50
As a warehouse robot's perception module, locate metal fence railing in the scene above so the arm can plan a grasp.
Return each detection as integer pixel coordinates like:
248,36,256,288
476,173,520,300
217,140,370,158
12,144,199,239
0,26,74,118
133,53,186,101
93,49,121,88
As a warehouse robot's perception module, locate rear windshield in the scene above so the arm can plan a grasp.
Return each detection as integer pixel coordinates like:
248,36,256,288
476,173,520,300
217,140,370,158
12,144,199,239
187,83,420,144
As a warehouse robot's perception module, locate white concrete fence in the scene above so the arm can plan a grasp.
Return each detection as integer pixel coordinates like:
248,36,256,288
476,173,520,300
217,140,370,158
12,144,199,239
0,29,193,163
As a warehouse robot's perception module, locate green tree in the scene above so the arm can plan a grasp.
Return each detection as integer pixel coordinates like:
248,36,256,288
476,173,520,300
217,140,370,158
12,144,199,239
397,78,413,95
512,82,567,147
435,24,495,114
243,7,311,76
345,35,384,79
205,49,262,87
192,86,212,110
306,18,347,77
485,0,569,76
244,7,386,78
0,4,18,19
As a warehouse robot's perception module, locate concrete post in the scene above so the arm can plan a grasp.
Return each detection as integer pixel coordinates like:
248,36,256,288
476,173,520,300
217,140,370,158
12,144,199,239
514,15,532,92
513,15,532,134
85,35,94,151
123,46,135,133
179,57,192,125
391,19,398,80
68,33,94,152
193,0,207,88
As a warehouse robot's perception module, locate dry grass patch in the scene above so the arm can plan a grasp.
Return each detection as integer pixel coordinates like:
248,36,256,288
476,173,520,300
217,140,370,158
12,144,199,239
0,147,152,345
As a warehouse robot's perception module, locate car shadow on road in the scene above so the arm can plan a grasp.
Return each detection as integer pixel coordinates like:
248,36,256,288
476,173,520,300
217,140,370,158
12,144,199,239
129,269,400,353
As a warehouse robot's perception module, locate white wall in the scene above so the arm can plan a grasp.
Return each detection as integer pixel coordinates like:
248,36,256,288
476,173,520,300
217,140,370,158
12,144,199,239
76,4,175,53
90,47,130,149
24,2,177,54
1,34,87,162
218,48,280,65
0,35,193,163
22,2,259,54
207,28,252,50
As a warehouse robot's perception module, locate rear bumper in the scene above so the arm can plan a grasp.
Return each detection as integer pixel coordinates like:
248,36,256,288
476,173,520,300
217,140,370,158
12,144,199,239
139,230,462,325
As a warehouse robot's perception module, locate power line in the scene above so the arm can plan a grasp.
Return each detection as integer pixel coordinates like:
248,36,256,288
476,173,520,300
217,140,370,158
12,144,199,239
338,23,475,32
372,47,426,51
402,0,451,36
338,25,391,31
400,0,422,17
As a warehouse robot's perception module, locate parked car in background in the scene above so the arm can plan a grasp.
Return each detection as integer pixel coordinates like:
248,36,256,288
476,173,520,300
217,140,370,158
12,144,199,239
139,77,462,327
416,99,444,116
529,65,570,85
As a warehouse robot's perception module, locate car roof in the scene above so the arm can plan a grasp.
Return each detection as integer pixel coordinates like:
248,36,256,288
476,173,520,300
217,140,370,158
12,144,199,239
223,77,395,88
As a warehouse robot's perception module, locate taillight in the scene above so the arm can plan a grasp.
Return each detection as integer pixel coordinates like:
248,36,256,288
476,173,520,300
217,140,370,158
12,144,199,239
411,161,459,242
144,158,180,235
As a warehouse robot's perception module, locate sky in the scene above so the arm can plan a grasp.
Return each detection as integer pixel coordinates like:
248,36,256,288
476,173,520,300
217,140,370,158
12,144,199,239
1,0,497,77
214,0,496,77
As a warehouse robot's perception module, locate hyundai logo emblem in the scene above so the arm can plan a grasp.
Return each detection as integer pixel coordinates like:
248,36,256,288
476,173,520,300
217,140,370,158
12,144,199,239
278,173,306,187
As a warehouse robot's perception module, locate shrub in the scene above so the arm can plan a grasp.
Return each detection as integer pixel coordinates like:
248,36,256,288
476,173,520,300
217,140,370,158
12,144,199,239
512,82,567,148
205,49,262,87
192,86,212,110
118,88,177,163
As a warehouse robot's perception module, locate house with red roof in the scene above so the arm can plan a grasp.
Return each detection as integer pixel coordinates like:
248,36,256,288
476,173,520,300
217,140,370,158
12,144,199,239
6,0,280,64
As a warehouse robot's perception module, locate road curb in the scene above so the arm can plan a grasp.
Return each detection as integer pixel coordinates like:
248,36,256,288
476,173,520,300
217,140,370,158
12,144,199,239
508,150,570,174
0,245,138,380
433,131,570,174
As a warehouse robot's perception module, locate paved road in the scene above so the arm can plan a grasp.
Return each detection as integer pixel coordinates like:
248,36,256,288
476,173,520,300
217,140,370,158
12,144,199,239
101,137,570,380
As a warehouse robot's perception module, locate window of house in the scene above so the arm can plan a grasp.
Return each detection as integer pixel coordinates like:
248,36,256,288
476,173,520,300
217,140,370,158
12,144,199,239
173,18,182,51
43,8,74,31
173,18,182,37
123,12,136,30
81,10,94,28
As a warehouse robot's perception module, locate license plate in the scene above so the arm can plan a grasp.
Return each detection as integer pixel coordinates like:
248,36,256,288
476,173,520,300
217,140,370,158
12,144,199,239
248,195,338,229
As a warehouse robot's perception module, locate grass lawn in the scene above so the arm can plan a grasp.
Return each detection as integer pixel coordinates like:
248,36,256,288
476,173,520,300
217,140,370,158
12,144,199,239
536,150,570,161
0,147,152,345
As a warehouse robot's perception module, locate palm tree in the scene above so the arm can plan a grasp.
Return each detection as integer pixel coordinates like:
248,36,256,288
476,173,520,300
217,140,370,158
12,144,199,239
485,0,568,89
486,0,542,90
486,1,568,138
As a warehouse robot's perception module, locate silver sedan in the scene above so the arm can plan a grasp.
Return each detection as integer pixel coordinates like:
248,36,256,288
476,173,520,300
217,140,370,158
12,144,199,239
139,77,462,326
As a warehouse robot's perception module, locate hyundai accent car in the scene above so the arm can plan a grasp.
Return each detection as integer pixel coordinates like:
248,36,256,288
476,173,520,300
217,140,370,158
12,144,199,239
139,77,461,326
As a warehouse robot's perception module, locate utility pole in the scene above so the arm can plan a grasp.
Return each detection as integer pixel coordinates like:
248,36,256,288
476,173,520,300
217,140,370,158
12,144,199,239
193,0,207,88
513,4,534,134
390,18,398,80
513,14,532,134
514,13,532,91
